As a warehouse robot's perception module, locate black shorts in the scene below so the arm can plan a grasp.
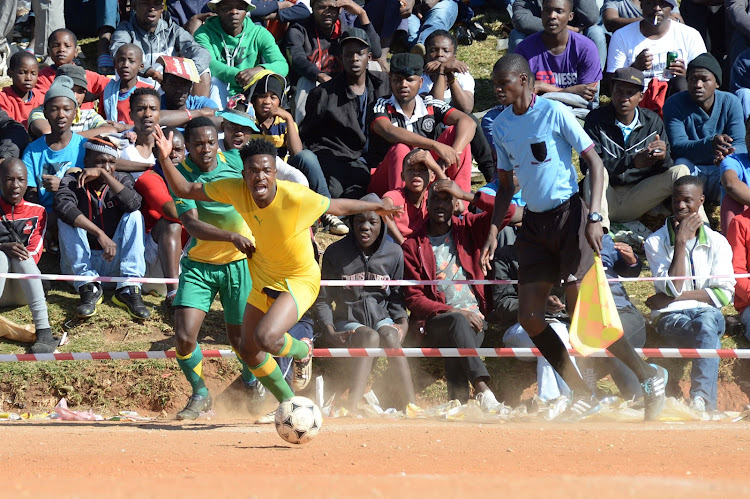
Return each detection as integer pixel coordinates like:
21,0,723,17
516,195,594,286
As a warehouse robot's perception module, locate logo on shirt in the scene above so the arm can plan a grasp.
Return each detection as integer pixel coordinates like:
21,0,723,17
422,116,436,133
530,141,548,163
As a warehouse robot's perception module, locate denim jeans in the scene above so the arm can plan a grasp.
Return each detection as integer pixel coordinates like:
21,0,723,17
503,321,574,402
96,0,120,29
585,24,607,71
58,211,147,292
407,0,459,47
675,158,722,204
655,307,725,410
740,306,750,343
289,150,332,198
507,29,526,51
736,88,750,122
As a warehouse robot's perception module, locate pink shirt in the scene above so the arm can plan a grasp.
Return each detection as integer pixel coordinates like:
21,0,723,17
384,187,428,242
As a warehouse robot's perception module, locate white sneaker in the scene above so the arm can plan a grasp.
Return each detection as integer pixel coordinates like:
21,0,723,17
254,408,276,424
321,214,349,235
476,390,507,414
690,396,706,413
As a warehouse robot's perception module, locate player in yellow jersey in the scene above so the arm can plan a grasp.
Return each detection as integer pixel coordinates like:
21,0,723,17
154,125,402,404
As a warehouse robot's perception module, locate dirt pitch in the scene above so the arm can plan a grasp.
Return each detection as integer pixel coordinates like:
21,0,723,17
3,418,749,498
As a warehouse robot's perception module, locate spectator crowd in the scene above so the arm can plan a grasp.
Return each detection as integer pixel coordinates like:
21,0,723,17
0,0,749,419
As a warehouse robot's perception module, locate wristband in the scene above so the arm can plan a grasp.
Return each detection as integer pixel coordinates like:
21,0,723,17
186,109,192,120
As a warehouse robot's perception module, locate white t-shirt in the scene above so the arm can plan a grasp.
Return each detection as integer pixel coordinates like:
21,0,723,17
606,20,706,84
120,144,156,180
419,72,475,106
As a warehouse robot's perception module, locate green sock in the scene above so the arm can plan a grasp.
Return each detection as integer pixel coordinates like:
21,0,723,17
249,353,294,402
176,345,208,397
274,333,310,360
231,346,256,384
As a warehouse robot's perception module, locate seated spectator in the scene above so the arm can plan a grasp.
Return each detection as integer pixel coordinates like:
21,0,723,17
245,71,347,234
35,29,112,108
720,126,750,234
0,110,29,162
402,179,516,409
23,77,87,213
663,54,747,204
422,29,495,182
0,159,56,354
510,0,604,69
645,175,734,413
111,0,212,97
406,0,459,57
606,0,705,115
168,0,212,32
54,136,150,320
367,53,476,198
250,1,313,43
515,0,602,120
101,44,154,125
727,205,750,343
729,46,750,121
316,193,415,411
583,67,705,227
156,56,220,128
491,235,649,403
0,51,44,128
194,0,289,108
383,148,446,245
603,0,682,34
728,0,750,68
28,64,121,140
300,28,389,200
286,0,382,122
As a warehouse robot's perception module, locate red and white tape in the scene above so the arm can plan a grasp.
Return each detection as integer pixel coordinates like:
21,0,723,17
2,347,750,362
0,272,746,286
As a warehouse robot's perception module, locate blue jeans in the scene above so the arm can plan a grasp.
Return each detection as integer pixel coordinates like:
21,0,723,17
675,158,721,204
736,88,750,122
740,306,750,343
96,0,119,29
507,29,526,51
58,211,147,292
655,307,725,410
289,150,331,198
585,24,607,71
407,0,459,47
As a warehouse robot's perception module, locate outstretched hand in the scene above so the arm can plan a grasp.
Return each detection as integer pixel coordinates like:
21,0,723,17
375,204,404,222
152,127,174,160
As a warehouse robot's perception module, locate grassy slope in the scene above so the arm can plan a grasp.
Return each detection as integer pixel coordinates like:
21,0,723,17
1,20,749,414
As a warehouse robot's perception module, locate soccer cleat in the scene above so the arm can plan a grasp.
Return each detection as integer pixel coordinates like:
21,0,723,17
245,379,267,404
560,394,601,422
31,328,58,354
176,392,213,420
642,364,668,421
255,408,277,424
476,390,509,415
112,286,151,320
321,214,349,235
293,338,313,391
690,395,707,413
76,282,103,318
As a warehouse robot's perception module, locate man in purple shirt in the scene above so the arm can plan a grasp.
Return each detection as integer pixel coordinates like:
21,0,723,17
515,0,602,119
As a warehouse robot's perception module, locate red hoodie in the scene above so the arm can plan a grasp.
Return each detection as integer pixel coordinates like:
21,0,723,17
0,197,47,264
402,193,515,321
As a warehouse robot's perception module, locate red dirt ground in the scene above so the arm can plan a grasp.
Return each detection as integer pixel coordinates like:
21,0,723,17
3,419,749,498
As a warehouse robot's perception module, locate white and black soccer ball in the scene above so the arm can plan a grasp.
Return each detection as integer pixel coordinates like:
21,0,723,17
275,396,323,444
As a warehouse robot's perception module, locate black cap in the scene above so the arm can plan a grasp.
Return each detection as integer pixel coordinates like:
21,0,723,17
688,52,722,87
610,67,645,90
390,53,424,77
340,27,370,48
56,64,88,90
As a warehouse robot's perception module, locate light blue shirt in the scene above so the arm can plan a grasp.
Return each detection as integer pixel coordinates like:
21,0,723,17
719,152,750,201
616,108,639,143
22,133,87,210
492,97,593,213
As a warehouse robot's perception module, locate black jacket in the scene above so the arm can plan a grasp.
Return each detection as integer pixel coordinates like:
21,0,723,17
53,170,142,250
0,109,29,160
300,70,390,162
583,104,673,187
315,208,407,330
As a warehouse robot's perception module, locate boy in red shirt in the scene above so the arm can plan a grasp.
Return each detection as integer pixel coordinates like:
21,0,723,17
0,52,44,128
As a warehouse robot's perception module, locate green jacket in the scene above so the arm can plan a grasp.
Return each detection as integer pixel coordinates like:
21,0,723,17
194,16,288,95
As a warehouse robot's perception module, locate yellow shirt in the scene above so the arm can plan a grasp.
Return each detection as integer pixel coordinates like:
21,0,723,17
203,179,330,291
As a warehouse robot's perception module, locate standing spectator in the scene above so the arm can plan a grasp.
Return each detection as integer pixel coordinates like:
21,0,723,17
366,53,476,197
30,0,65,59
300,28,389,200
111,0,213,97
645,175,734,413
0,110,29,162
582,67,706,227
606,0,705,114
0,159,56,353
286,0,381,122
316,193,416,411
663,53,746,204
515,0,602,119
194,0,288,108
402,179,515,409
54,137,150,320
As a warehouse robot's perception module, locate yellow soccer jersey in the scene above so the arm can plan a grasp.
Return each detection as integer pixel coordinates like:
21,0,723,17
203,179,330,293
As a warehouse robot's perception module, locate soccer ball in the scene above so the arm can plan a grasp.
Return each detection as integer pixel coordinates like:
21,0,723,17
275,396,323,444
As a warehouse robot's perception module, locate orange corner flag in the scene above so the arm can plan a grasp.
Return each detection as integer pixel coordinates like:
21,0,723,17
569,253,624,356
